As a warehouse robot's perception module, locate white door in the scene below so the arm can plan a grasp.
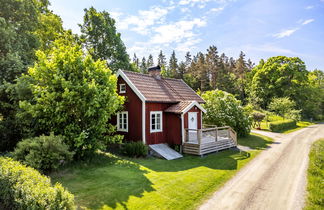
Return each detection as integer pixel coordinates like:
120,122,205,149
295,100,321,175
188,112,198,130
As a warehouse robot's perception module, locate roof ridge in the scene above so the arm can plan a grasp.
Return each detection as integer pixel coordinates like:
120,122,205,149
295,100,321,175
121,70,183,81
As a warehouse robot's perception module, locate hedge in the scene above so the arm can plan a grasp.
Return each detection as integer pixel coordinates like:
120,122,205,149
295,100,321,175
269,120,297,132
0,157,75,210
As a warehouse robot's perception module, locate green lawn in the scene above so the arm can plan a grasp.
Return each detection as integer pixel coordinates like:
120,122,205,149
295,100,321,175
305,139,324,210
51,134,273,210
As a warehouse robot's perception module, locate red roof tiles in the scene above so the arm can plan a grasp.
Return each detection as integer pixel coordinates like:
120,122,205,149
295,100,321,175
122,70,205,103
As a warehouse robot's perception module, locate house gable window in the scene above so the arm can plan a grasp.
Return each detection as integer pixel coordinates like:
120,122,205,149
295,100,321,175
119,84,126,93
150,111,162,133
117,111,128,132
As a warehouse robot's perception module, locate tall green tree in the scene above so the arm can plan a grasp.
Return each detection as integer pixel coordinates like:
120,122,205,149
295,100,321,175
147,54,154,67
168,50,178,78
19,40,123,158
157,50,166,68
140,57,147,73
248,56,309,111
80,7,132,73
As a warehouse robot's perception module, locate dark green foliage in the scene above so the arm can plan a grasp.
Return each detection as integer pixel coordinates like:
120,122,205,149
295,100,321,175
122,142,148,157
305,139,324,210
80,7,132,73
18,41,123,158
249,56,309,109
13,133,74,172
268,120,296,132
0,157,75,209
0,0,65,152
201,90,252,137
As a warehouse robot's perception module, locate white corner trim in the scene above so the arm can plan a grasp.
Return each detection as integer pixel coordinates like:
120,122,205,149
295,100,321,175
116,70,146,102
181,113,184,144
117,69,146,144
142,101,146,144
182,101,207,114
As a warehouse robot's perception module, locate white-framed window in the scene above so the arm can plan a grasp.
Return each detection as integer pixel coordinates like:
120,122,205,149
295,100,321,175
150,111,162,133
117,111,128,132
119,84,126,93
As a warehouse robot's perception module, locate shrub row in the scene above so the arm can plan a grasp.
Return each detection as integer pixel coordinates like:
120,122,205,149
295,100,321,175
269,119,297,132
122,141,148,157
0,157,75,210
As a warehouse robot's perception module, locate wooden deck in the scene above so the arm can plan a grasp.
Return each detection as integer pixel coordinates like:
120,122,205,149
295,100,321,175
183,126,237,156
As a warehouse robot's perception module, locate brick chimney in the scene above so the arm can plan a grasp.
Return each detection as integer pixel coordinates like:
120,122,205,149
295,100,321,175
148,65,161,80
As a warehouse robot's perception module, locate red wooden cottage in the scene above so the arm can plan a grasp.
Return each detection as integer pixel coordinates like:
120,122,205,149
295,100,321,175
115,66,207,146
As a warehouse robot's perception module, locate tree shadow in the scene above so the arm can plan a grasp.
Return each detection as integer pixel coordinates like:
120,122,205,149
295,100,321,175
133,149,250,172
50,152,154,209
238,134,273,150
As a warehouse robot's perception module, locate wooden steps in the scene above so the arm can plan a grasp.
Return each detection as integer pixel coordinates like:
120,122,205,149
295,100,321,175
183,139,236,155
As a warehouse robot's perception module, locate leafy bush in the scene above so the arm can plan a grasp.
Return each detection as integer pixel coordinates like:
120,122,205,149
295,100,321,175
269,120,297,132
18,41,124,158
252,112,265,129
13,133,74,172
0,157,75,209
201,90,252,137
122,142,148,157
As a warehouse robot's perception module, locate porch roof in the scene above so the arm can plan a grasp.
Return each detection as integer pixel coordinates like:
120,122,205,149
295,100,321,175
164,101,207,114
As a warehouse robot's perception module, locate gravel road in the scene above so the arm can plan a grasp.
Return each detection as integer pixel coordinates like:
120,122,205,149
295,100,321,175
199,123,324,210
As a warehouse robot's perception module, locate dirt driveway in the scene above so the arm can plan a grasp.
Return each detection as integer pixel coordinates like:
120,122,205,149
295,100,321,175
199,123,324,210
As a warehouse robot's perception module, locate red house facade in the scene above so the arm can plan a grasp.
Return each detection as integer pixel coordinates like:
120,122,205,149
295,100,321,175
115,66,206,145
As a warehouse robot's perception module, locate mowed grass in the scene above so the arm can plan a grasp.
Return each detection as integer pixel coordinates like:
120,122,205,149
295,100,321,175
305,139,324,210
50,134,273,210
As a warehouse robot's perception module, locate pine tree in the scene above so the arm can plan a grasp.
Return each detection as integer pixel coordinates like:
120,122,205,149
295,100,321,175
157,50,166,67
178,62,186,79
147,54,154,67
206,46,219,89
133,53,139,68
140,57,147,73
168,50,178,78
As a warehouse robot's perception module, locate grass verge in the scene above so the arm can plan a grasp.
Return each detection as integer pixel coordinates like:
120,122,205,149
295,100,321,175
50,134,273,210
305,139,324,210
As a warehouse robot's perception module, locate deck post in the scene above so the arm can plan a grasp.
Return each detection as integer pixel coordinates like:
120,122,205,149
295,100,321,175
215,127,218,142
198,129,202,145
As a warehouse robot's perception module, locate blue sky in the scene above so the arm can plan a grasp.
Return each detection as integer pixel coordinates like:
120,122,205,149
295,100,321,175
50,0,324,70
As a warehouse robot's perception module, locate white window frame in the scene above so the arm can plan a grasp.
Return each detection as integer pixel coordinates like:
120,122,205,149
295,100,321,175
119,84,126,93
150,111,163,133
117,111,128,132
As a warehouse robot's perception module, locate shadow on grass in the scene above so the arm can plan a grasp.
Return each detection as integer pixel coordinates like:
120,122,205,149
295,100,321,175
238,134,273,150
50,152,154,209
133,149,250,172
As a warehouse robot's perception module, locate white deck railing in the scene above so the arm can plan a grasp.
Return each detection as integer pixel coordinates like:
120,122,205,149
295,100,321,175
184,125,237,145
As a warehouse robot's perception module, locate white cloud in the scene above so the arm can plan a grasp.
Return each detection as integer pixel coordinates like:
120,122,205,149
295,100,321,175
273,28,299,38
115,6,173,35
305,5,314,9
150,18,207,44
209,7,224,13
302,19,314,25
